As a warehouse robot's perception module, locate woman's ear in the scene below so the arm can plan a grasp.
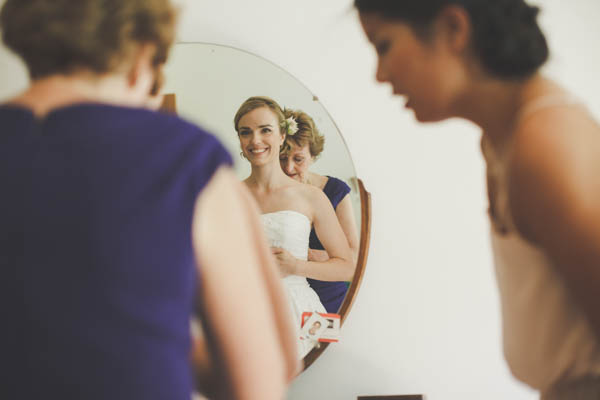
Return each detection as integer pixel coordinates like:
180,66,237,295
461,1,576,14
436,5,471,54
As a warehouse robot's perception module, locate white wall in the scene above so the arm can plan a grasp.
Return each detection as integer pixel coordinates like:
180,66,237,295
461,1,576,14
2,1,599,399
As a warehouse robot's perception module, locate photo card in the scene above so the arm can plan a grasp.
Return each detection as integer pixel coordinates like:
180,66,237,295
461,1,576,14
301,312,341,343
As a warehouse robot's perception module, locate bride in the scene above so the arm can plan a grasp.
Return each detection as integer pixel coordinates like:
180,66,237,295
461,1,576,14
234,96,354,358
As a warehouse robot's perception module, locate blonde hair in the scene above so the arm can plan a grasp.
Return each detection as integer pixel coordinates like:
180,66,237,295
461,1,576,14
281,109,325,158
233,96,287,135
0,0,177,79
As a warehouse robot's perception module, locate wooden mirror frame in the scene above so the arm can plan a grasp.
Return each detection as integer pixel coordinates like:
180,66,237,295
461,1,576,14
302,178,371,371
159,94,177,114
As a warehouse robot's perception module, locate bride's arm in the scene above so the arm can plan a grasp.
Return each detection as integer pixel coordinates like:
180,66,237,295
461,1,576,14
308,193,360,265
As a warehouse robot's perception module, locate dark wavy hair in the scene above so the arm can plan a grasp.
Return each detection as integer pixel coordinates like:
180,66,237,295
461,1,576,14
355,0,549,79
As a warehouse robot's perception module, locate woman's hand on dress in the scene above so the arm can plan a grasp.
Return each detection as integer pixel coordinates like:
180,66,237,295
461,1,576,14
271,247,299,277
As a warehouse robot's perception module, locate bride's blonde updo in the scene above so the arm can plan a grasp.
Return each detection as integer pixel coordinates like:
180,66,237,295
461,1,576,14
234,96,287,135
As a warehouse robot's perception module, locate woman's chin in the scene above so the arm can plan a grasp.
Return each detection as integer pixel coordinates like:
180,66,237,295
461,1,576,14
411,108,446,123
247,155,277,167
409,103,452,123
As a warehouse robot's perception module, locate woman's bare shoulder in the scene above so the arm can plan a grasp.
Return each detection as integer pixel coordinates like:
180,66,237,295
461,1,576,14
508,104,600,241
288,180,328,202
277,181,329,219
512,103,600,171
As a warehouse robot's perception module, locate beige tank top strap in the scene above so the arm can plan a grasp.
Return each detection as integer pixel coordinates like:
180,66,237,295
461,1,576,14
516,93,581,125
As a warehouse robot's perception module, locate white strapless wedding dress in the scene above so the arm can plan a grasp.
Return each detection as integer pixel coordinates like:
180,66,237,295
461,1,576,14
261,210,326,358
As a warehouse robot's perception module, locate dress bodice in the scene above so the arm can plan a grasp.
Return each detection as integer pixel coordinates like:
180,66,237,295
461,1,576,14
261,210,311,262
260,210,326,358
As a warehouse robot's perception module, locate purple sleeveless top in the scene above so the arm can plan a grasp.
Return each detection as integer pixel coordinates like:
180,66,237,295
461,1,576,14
307,176,351,313
0,103,232,400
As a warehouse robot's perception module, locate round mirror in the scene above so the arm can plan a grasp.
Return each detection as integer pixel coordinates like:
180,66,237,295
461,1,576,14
162,42,371,369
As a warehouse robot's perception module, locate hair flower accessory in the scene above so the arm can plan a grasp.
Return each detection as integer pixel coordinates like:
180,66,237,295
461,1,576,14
285,116,298,136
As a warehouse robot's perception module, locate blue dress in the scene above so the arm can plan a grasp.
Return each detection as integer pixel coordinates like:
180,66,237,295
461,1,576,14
307,176,352,313
0,103,231,400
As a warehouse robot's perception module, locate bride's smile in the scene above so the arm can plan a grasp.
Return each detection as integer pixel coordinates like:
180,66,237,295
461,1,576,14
237,106,285,165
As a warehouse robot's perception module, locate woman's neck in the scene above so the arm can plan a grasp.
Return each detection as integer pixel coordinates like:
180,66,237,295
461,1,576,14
455,73,551,151
248,161,291,191
8,72,140,117
306,172,327,189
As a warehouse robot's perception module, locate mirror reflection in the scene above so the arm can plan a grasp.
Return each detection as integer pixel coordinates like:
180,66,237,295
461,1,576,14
234,96,354,358
278,107,360,308
162,43,361,359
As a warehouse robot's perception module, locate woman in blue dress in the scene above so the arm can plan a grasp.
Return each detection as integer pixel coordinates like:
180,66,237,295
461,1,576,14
279,109,360,313
0,1,297,399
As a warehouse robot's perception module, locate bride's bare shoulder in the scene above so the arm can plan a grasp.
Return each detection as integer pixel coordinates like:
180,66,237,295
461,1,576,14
284,179,320,197
287,182,331,215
